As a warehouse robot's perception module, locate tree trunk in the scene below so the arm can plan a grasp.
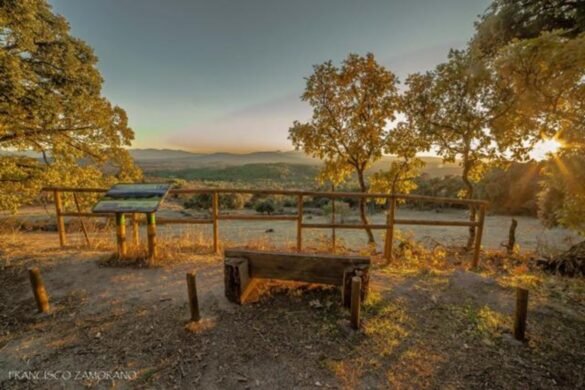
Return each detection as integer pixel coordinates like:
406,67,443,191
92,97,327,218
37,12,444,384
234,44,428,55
357,169,375,244
462,162,476,251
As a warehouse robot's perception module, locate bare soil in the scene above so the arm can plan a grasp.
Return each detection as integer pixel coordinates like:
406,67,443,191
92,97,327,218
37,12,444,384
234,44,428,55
0,233,584,389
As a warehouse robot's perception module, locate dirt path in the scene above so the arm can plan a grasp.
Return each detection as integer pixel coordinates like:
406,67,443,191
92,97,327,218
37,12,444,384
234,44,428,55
0,237,584,389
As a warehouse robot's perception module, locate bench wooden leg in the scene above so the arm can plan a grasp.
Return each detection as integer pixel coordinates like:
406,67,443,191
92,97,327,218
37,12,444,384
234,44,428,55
224,257,251,304
350,276,362,329
342,266,369,308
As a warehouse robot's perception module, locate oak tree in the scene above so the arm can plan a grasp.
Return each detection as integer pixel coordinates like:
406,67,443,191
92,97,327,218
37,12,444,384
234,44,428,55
402,50,513,249
471,0,584,57
473,0,585,234
289,53,400,243
0,0,141,210
491,33,585,234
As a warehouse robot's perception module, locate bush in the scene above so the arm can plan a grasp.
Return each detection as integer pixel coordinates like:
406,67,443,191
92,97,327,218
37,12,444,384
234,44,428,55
184,193,247,210
255,200,275,215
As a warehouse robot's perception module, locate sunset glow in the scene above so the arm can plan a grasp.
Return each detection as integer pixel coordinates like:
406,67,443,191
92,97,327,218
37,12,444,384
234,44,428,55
531,138,562,160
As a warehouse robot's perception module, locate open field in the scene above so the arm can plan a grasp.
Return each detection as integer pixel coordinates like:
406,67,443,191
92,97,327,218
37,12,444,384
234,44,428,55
0,233,584,389
6,206,579,257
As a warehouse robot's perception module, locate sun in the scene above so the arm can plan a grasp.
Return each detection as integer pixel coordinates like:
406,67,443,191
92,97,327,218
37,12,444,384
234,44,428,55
531,138,562,161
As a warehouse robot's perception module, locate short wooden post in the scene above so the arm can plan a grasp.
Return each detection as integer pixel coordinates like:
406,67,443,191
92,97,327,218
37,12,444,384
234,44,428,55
53,190,66,247
350,276,362,330
296,194,303,252
472,204,486,268
28,267,50,313
383,196,396,264
342,267,369,308
514,287,529,341
132,213,140,246
212,191,219,254
73,193,90,247
115,213,127,258
186,271,200,322
147,212,157,262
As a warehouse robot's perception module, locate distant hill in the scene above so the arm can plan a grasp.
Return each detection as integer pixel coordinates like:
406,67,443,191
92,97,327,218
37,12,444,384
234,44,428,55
152,163,321,185
1,148,462,179
132,148,461,178
130,149,321,170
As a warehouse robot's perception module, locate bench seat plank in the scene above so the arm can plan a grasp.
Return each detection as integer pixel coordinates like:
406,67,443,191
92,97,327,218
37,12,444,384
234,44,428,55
224,249,370,286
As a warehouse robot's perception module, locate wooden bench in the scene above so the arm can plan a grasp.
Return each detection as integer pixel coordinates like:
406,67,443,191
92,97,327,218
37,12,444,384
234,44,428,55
223,249,371,310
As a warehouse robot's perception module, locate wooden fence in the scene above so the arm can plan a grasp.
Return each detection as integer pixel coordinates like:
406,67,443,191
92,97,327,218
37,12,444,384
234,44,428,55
43,187,489,267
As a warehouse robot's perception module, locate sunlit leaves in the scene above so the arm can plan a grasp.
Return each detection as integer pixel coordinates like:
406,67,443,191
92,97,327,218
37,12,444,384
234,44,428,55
538,149,585,235
471,0,585,57
289,53,400,185
402,50,508,199
0,0,141,210
491,32,585,151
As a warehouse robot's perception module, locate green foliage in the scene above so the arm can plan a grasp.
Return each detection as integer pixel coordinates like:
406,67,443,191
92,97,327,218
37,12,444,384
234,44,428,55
476,162,542,215
184,193,247,210
473,1,585,234
153,163,319,186
0,0,141,211
184,194,211,210
402,49,511,201
322,200,351,221
538,151,585,235
369,123,428,199
289,53,401,187
471,0,585,57
490,32,585,153
289,53,407,243
254,199,275,215
413,174,464,201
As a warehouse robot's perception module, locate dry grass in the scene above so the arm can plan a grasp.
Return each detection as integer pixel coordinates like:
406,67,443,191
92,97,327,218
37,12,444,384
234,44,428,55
1,225,584,388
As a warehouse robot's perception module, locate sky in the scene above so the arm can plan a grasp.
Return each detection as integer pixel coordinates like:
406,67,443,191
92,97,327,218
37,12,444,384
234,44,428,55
49,0,491,152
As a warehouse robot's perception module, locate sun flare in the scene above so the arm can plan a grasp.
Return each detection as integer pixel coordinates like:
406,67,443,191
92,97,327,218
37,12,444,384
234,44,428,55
531,138,562,160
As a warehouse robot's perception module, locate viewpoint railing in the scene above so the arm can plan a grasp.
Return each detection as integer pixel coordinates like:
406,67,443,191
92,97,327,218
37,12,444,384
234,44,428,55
43,186,488,267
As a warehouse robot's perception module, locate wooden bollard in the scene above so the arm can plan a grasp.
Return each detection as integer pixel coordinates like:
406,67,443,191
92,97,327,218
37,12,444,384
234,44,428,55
186,272,200,322
350,276,362,330
115,213,127,258
514,287,529,341
147,212,157,262
132,213,140,247
28,267,50,313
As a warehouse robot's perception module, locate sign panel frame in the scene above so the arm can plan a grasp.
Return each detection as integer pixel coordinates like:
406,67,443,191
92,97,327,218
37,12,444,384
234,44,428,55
92,183,171,214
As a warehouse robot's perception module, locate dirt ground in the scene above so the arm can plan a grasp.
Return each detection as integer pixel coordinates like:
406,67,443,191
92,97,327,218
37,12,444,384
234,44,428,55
0,232,584,389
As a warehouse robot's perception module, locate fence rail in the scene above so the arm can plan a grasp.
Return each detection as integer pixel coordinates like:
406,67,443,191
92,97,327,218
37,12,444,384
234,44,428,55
43,186,488,267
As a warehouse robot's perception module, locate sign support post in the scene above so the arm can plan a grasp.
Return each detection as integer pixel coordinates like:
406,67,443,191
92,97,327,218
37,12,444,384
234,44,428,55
92,184,170,263
116,213,127,258
147,212,157,263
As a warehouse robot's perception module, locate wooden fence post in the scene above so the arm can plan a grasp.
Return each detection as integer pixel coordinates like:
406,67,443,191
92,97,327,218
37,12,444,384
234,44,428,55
186,271,200,322
212,191,219,254
472,204,486,268
53,190,66,247
331,194,336,253
132,213,140,246
384,196,396,264
28,267,50,313
296,194,303,252
73,193,90,247
514,287,529,341
115,213,127,258
147,212,157,262
350,276,362,330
